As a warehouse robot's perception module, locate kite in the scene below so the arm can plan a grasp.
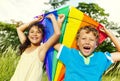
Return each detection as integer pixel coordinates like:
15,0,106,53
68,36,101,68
38,6,107,81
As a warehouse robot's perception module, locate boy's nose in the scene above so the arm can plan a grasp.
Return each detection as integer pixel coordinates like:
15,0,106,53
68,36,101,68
85,39,90,44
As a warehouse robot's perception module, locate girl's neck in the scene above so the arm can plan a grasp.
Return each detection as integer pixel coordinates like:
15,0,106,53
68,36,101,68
30,43,39,48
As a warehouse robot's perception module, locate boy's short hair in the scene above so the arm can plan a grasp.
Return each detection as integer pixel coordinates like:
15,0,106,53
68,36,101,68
76,25,99,41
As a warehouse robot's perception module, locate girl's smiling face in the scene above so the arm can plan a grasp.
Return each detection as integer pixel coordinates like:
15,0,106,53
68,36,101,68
28,26,43,46
77,29,98,57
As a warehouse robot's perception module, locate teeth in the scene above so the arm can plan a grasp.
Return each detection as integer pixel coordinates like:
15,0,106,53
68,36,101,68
83,47,90,50
32,37,38,40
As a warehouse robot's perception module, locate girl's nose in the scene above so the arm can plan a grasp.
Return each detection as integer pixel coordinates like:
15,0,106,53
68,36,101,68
33,32,38,36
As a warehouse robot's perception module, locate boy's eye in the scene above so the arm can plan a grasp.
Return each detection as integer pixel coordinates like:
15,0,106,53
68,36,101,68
82,38,86,40
90,39,95,41
37,31,40,33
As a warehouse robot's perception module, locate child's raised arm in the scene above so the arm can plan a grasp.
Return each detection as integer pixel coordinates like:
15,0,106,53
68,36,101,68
39,14,61,61
54,14,65,51
100,26,120,62
16,16,43,44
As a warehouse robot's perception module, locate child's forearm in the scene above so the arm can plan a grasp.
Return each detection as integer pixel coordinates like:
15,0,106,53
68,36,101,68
17,19,37,31
51,17,61,35
58,22,63,29
106,29,120,51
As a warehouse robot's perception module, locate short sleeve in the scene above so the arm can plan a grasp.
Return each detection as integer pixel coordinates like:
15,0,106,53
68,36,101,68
57,45,73,65
104,52,113,70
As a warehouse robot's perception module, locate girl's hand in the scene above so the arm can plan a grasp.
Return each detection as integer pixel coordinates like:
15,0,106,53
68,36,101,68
57,14,65,29
46,14,55,19
35,15,44,22
58,14,65,23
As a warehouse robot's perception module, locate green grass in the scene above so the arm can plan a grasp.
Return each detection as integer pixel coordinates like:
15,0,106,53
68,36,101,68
0,46,20,81
0,46,120,81
102,75,120,81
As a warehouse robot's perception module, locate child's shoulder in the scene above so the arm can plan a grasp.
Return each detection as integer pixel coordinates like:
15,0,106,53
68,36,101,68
94,51,111,58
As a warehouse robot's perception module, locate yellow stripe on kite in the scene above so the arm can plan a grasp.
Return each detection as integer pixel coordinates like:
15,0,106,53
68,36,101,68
54,61,63,81
62,7,84,47
54,7,84,81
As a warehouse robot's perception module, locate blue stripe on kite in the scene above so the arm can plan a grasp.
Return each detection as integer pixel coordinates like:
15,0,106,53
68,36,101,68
42,10,58,81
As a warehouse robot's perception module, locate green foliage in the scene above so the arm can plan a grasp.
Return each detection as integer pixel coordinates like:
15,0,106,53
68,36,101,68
0,22,16,31
0,22,20,53
0,46,49,81
49,0,69,9
95,40,116,52
0,46,20,81
76,2,109,25
102,75,120,81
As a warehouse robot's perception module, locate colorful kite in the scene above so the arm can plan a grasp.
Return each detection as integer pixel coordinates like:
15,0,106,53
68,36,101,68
38,6,107,81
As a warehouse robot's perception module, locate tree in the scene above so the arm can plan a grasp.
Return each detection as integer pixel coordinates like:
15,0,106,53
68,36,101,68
76,2,109,25
108,21,120,38
49,0,69,9
0,20,23,53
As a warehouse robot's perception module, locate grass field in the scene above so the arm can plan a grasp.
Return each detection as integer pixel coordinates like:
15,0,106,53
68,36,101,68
0,46,120,81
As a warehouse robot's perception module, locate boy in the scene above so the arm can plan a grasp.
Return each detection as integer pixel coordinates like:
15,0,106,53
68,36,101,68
54,25,120,81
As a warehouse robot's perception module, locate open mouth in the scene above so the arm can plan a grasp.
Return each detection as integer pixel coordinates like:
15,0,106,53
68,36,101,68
83,46,90,50
83,46,91,53
82,45,92,56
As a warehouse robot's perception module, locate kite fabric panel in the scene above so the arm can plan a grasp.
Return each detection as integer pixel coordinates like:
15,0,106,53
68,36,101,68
38,6,107,81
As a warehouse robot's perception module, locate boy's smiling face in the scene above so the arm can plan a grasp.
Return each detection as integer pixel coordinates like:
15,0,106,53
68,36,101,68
77,29,98,57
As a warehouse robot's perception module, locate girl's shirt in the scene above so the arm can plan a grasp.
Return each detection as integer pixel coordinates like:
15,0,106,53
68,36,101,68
10,47,43,81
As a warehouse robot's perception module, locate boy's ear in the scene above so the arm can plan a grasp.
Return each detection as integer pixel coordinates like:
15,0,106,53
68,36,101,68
95,44,97,48
95,42,98,48
77,40,79,47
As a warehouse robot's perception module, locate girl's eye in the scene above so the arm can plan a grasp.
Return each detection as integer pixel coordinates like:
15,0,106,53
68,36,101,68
37,31,40,33
30,31,34,33
38,30,42,33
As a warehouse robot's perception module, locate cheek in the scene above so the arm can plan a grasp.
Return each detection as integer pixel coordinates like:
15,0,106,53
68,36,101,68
91,42,97,48
39,34,43,38
28,34,30,39
77,40,83,48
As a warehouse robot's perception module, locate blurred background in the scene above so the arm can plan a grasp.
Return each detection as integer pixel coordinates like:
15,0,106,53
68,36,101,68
0,0,120,81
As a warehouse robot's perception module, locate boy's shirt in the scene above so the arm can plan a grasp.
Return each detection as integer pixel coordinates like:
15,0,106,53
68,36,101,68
57,45,113,81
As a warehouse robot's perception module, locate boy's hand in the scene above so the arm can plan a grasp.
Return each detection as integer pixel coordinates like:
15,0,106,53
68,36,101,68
100,26,108,33
57,14,65,29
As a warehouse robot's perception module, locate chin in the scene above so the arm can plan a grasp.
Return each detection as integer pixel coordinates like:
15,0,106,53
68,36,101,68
83,54,89,57
82,52,92,57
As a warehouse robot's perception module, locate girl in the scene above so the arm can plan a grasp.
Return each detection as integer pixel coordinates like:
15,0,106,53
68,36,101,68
10,14,65,81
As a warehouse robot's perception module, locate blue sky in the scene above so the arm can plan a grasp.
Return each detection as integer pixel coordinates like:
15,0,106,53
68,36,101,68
0,0,120,25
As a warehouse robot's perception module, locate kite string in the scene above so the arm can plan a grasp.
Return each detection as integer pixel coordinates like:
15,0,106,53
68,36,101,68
64,16,98,27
